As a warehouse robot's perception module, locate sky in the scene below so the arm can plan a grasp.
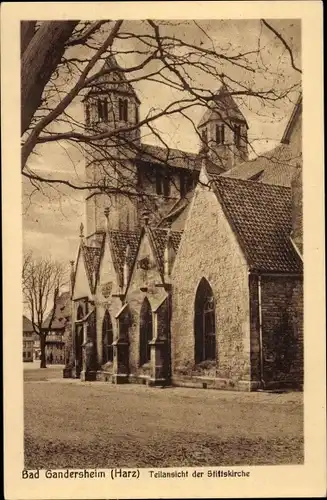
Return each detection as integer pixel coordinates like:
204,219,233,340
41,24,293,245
22,18,301,264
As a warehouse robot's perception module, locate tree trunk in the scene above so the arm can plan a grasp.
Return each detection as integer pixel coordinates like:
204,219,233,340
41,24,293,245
40,334,47,369
21,21,78,135
21,21,37,57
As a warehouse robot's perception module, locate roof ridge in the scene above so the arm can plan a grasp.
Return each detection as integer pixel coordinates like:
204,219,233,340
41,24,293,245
140,142,199,159
108,228,141,235
213,174,291,192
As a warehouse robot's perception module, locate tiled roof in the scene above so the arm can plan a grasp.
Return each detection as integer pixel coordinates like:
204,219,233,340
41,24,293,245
85,55,140,103
82,233,105,292
83,246,102,290
221,143,301,187
211,176,302,273
138,143,200,171
147,228,183,276
198,84,248,128
108,230,141,286
43,292,71,330
23,315,34,333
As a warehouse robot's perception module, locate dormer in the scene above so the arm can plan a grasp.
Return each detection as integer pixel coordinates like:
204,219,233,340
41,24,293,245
198,83,248,170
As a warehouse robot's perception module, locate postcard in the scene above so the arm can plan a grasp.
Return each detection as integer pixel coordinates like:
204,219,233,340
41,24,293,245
2,1,325,498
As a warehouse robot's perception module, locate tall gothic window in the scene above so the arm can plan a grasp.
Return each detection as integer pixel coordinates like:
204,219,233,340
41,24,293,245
194,278,216,363
139,297,153,366
102,310,113,363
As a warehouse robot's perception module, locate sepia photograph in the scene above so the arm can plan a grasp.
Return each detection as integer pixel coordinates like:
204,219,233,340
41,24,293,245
2,2,325,499
22,16,304,469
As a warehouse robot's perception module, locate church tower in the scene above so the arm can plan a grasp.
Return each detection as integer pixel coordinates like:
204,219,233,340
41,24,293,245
83,56,141,237
198,84,248,171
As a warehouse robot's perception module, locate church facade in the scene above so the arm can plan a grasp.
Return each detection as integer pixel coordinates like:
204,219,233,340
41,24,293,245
65,56,303,391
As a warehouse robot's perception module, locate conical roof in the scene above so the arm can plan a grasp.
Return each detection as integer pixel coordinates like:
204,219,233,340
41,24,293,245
198,83,248,128
84,54,140,103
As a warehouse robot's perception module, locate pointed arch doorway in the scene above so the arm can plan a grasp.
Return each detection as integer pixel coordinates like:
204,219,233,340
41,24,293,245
102,310,114,364
194,278,216,364
75,305,84,377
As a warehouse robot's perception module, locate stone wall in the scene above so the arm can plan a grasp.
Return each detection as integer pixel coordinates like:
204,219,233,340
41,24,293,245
260,275,303,387
198,119,248,170
125,232,168,376
171,183,251,383
95,236,124,366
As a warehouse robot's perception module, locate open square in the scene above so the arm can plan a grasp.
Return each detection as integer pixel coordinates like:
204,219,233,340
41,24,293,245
24,365,303,468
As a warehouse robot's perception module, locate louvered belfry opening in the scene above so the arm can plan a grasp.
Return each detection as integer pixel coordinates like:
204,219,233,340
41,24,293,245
102,310,114,364
139,297,153,366
194,278,216,364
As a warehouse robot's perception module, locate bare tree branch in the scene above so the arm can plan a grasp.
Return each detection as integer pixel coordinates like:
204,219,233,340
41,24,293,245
261,19,302,74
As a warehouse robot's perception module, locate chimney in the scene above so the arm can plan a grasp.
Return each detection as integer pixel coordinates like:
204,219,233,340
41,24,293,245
291,164,303,255
164,229,175,281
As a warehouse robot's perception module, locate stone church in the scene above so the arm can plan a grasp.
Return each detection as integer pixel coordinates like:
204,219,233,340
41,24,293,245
65,56,303,391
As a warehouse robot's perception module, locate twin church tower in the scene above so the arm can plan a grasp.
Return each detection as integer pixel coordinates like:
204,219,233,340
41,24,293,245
82,56,248,239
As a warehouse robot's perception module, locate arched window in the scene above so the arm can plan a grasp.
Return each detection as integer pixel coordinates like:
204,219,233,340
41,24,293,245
102,310,113,363
194,278,216,363
216,124,221,144
221,124,225,143
97,99,103,121
97,99,109,123
215,124,225,144
119,98,128,122
139,297,153,366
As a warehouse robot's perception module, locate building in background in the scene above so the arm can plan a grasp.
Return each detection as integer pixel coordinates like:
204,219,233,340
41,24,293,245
23,315,34,362
42,292,71,364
